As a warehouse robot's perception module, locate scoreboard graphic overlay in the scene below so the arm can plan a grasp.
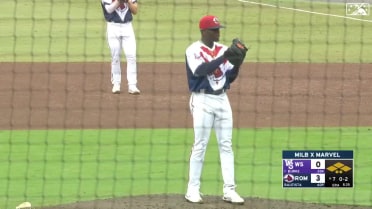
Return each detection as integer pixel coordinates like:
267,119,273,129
282,150,353,188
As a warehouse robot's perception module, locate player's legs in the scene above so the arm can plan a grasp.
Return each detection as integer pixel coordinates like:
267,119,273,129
214,94,244,204
214,94,235,188
186,93,214,197
121,25,139,92
106,24,122,91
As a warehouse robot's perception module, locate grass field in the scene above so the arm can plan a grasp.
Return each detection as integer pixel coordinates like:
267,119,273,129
1,128,371,208
0,0,372,62
1,0,372,208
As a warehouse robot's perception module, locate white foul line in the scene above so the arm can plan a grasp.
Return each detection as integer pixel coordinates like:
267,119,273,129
238,0,372,23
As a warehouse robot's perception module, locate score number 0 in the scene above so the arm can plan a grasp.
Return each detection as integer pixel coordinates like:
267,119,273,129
310,159,325,183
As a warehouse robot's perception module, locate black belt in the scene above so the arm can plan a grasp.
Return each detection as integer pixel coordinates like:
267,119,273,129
109,21,131,24
196,89,225,95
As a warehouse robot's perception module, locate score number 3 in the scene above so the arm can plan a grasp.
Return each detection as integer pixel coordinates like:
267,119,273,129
310,159,325,183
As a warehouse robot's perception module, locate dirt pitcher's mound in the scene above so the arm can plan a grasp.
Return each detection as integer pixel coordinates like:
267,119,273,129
38,194,371,209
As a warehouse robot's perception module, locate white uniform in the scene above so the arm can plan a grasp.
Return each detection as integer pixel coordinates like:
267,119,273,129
101,0,138,92
185,40,240,195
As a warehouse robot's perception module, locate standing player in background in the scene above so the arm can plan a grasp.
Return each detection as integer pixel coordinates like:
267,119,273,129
184,15,248,204
101,0,140,94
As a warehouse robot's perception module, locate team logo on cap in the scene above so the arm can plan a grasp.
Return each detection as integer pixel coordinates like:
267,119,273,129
213,17,220,25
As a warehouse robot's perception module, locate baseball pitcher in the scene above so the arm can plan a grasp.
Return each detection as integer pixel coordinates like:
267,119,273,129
184,15,248,204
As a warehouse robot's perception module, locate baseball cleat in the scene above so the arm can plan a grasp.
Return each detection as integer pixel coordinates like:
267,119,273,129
185,193,203,204
128,86,140,95
222,190,244,205
112,84,121,94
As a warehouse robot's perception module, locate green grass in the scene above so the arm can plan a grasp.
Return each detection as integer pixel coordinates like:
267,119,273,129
0,0,372,62
1,128,371,208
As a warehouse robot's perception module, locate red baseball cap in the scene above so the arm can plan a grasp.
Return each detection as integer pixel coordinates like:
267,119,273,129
199,15,225,30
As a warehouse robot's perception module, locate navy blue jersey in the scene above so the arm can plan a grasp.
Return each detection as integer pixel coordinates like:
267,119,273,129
185,41,239,93
101,0,137,23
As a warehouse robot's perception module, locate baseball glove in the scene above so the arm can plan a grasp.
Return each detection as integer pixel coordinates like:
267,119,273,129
224,38,249,66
